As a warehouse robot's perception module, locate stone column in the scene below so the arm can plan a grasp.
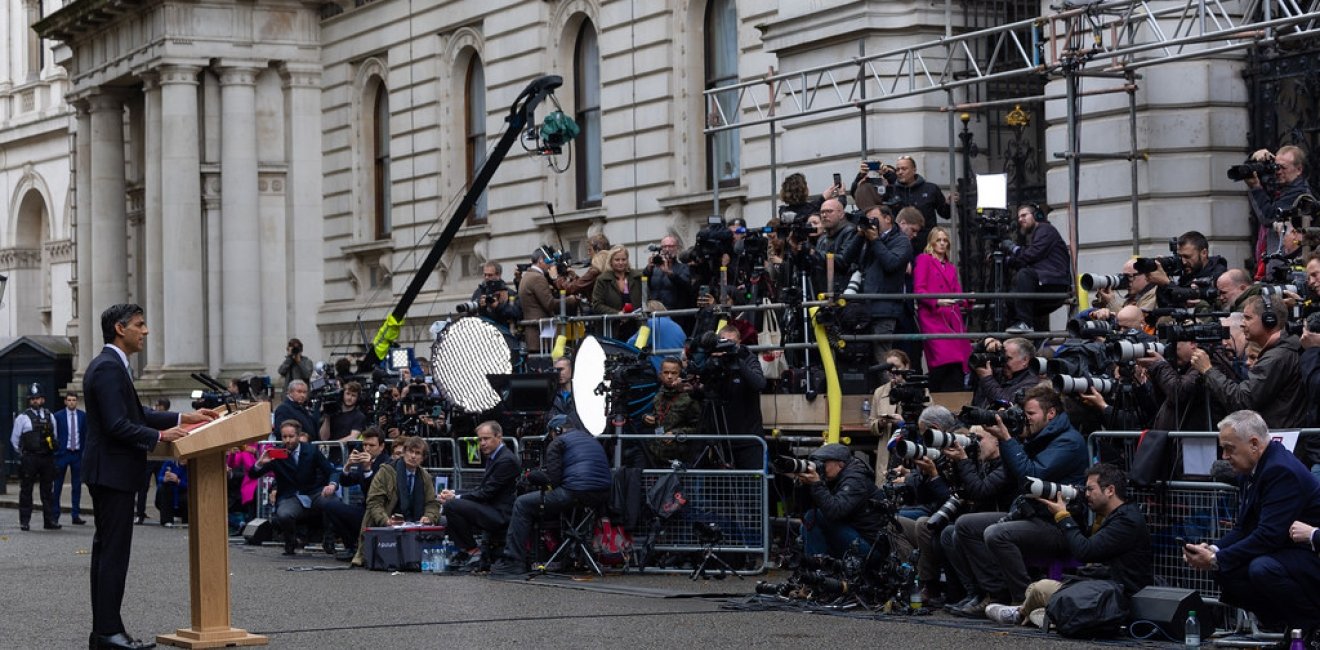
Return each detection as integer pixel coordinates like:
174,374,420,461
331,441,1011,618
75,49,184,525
219,63,263,372
87,91,128,325
279,62,325,362
74,100,93,366
158,64,206,369
141,72,164,372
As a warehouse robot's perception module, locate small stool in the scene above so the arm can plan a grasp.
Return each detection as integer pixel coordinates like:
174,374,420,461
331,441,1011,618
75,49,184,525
536,505,603,577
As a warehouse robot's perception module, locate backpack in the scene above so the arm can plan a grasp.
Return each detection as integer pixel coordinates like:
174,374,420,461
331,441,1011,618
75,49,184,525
591,517,633,567
1044,579,1129,638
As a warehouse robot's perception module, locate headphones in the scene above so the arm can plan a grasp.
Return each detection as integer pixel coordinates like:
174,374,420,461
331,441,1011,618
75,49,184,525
1260,289,1279,329
1022,202,1045,221
537,244,557,265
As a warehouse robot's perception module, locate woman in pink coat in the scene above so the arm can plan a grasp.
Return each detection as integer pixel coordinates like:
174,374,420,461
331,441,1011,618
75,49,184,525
913,227,971,391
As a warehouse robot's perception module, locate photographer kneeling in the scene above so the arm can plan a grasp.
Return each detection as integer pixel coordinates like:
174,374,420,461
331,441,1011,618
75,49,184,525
983,463,1153,628
792,444,895,560
950,384,1088,618
936,425,1019,611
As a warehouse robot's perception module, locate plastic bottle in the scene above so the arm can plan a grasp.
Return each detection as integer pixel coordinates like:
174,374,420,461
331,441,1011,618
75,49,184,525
1184,610,1200,649
909,575,923,610
421,548,433,573
1291,629,1305,650
437,536,452,572
861,399,871,422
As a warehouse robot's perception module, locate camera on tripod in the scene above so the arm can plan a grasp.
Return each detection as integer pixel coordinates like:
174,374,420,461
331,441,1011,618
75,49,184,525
1052,374,1115,396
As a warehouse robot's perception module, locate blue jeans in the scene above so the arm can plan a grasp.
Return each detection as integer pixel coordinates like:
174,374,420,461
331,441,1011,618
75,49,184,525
802,508,872,558
53,451,83,520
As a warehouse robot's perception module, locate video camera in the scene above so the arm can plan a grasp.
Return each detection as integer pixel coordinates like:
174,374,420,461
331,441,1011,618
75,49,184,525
1158,321,1230,346
1163,284,1219,304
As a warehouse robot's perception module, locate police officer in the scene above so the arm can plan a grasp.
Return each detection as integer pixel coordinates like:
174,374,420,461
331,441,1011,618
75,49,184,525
10,383,60,531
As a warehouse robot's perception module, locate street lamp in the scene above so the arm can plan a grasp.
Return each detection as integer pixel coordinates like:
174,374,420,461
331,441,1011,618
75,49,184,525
0,273,7,306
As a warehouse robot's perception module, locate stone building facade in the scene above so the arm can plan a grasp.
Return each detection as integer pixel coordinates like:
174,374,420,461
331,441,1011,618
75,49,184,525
20,0,1268,391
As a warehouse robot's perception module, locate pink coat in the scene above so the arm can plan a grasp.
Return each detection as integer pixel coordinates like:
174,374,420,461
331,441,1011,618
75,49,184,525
226,448,258,505
913,253,971,372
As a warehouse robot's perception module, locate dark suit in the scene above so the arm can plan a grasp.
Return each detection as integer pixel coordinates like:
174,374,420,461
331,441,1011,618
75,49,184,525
83,345,179,636
248,442,340,549
322,452,388,551
1215,441,1320,628
443,444,521,552
271,398,318,439
53,406,87,522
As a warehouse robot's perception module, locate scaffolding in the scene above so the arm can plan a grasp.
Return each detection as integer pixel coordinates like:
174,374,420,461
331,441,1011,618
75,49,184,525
705,0,1320,301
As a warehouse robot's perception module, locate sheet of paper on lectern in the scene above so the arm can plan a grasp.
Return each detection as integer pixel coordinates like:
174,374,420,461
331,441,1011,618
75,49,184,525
975,174,1008,211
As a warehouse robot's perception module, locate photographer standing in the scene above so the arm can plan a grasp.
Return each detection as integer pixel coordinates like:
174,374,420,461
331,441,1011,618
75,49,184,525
278,338,314,388
1002,204,1071,333
1151,231,1228,308
699,325,765,470
318,381,370,442
471,264,522,331
646,236,692,313
1245,145,1310,260
812,198,862,295
793,443,897,560
519,247,579,355
858,205,913,360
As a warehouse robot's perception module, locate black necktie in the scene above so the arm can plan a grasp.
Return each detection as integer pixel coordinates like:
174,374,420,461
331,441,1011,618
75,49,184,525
407,472,415,495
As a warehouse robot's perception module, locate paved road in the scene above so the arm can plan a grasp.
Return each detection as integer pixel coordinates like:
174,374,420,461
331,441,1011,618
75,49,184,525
0,505,1194,650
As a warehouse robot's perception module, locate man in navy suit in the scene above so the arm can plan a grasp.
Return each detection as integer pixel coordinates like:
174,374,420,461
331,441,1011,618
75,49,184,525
248,419,340,555
438,420,521,569
1184,409,1320,639
83,304,218,650
53,391,88,526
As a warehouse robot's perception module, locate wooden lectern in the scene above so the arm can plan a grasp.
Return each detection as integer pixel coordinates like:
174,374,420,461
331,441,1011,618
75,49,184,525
151,402,272,649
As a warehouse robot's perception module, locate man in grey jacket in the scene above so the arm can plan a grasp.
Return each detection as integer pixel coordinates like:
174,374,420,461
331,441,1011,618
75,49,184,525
1195,295,1307,428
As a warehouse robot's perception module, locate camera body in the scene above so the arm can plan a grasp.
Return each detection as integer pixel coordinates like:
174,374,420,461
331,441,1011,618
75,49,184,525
1227,159,1279,182
960,404,1026,436
1133,255,1181,276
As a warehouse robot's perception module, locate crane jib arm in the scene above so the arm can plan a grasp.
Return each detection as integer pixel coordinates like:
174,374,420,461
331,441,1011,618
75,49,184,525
367,75,564,363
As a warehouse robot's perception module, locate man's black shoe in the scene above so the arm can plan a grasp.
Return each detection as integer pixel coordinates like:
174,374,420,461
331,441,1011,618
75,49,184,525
334,549,356,562
488,559,527,577
89,632,156,649
44,523,62,530
72,517,87,525
944,593,979,614
134,515,146,525
20,523,30,531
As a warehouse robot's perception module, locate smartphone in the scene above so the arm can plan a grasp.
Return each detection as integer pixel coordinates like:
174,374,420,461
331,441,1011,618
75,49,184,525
698,285,710,299
832,172,843,187
866,161,881,172
431,405,443,418
346,441,364,453
267,448,289,460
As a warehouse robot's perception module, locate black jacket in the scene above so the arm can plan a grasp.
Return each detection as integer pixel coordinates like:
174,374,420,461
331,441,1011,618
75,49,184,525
545,429,612,493
248,442,339,501
1203,334,1308,428
1009,220,1071,287
813,222,862,294
809,457,888,541
706,347,766,435
860,226,913,318
82,346,180,493
461,444,521,518
1250,176,1312,251
1055,501,1154,595
272,398,319,439
1301,346,1320,465
973,368,1040,408
339,452,389,493
953,456,1018,513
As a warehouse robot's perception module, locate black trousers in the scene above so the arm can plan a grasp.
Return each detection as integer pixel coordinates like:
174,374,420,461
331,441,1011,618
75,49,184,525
18,453,57,526
320,498,364,550
956,512,1068,602
1216,548,1320,629
443,497,508,552
135,461,161,518
927,363,966,392
89,484,136,635
1010,268,1068,329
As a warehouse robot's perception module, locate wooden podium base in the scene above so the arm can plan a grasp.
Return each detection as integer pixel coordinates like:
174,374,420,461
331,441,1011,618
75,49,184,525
157,627,267,648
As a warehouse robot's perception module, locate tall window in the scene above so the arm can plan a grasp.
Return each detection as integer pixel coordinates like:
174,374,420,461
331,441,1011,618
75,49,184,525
466,56,488,224
574,20,602,208
373,85,391,239
26,0,44,80
705,0,740,188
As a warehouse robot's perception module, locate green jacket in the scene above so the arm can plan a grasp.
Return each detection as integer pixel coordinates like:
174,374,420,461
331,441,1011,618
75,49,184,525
363,461,441,526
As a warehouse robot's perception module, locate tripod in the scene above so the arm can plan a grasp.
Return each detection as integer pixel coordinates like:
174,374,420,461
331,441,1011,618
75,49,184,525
689,524,744,581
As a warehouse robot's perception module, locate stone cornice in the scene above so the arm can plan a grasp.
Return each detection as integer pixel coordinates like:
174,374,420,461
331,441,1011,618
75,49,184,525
44,239,74,263
33,0,147,43
0,247,41,269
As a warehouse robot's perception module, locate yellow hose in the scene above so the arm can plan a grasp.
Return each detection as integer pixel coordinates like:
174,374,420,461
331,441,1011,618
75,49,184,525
809,305,842,444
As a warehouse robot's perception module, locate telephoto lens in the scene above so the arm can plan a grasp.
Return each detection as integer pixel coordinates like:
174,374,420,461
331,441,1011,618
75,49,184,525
924,429,972,449
892,439,941,461
771,456,817,474
925,496,963,530
1067,318,1113,338
1052,375,1115,395
1108,339,1166,363
1026,477,1078,501
1080,273,1129,292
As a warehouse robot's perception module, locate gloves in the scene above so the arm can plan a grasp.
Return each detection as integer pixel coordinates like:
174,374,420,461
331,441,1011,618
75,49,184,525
999,239,1018,256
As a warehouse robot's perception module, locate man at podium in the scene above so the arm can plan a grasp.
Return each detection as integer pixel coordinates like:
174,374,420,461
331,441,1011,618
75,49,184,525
83,304,218,650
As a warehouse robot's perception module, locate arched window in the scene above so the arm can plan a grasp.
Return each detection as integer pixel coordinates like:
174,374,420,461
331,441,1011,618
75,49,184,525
466,56,488,224
373,85,391,239
574,20,602,208
705,0,739,188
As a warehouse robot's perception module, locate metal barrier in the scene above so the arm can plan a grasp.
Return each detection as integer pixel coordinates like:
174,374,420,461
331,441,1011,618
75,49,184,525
1088,430,1238,603
422,437,463,492
515,433,770,574
447,437,521,491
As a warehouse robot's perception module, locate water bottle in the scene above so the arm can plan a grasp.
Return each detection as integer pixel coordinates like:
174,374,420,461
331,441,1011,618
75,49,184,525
909,575,923,610
421,548,433,573
1184,610,1200,649
861,399,871,422
1291,629,1305,650
437,536,452,572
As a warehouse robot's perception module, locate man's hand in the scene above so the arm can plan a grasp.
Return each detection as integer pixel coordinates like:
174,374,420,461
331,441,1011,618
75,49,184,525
986,415,1011,442
943,442,967,462
1094,286,1114,307
321,484,337,498
1290,520,1317,545
160,427,189,443
439,489,455,504
1090,307,1112,321
862,225,879,241
797,467,821,485
1189,348,1212,374
1148,266,1171,287
388,514,405,526
163,470,180,484
1183,542,1217,570
1078,388,1108,411
1034,493,1068,516
180,408,220,426
419,516,433,525
1301,329,1320,350
914,456,938,478
1134,350,1164,368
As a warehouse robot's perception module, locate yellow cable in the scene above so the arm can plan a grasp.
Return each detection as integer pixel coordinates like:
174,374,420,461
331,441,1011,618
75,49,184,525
809,306,842,444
